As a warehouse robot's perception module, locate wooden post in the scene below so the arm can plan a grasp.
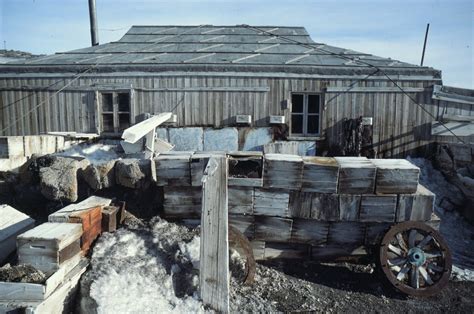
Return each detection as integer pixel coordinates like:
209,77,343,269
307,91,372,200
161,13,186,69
200,157,229,313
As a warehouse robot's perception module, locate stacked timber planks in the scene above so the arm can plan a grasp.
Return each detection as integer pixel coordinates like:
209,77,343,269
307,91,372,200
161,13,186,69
154,152,192,186
154,152,436,261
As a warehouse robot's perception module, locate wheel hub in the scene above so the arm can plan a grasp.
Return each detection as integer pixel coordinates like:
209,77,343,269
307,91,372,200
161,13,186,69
408,247,426,267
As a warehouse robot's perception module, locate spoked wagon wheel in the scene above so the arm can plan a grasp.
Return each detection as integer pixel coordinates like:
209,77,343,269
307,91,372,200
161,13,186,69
379,221,452,296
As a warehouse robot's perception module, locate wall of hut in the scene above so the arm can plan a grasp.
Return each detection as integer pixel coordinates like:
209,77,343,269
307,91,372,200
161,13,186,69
0,73,446,157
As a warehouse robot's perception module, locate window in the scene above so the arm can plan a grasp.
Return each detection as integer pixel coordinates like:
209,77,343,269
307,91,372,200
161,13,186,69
290,93,321,136
100,92,131,133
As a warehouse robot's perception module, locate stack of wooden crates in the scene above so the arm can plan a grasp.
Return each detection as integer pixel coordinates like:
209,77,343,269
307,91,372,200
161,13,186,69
155,152,436,260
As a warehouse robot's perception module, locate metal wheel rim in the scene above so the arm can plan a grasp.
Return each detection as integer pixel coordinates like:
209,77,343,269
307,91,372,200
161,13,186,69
379,221,452,296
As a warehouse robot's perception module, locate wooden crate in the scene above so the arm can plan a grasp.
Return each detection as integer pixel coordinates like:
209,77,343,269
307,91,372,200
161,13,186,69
68,206,102,253
263,154,303,190
0,205,35,263
288,190,312,218
372,159,420,194
227,151,263,187
301,157,339,193
359,195,397,222
17,223,82,275
229,214,255,239
397,184,434,222
48,196,112,223
253,188,290,217
101,206,119,233
327,222,366,245
310,194,339,221
335,157,376,194
339,194,361,221
290,219,329,246
154,153,192,186
228,186,254,215
163,186,202,218
0,257,87,308
311,245,367,260
365,223,392,246
254,216,293,242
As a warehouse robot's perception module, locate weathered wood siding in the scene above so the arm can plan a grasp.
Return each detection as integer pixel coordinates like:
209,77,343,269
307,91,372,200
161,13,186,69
0,74,444,157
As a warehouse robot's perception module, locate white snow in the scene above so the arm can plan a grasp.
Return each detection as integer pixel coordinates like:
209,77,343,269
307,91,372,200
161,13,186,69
86,218,206,313
179,236,201,270
56,143,119,163
407,157,474,281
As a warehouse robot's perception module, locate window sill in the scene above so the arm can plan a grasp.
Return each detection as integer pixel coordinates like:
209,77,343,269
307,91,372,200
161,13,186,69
287,136,324,141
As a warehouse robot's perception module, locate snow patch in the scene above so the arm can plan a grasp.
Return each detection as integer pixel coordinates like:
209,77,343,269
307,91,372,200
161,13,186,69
179,236,201,270
83,218,205,313
57,143,119,164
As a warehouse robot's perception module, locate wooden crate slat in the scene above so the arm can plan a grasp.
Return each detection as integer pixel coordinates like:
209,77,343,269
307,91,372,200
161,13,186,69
288,190,312,218
263,153,303,190
291,219,329,245
310,194,339,221
335,157,376,194
301,157,339,193
372,159,420,194
339,194,361,221
397,184,434,221
254,216,293,242
359,195,397,222
228,186,254,215
253,188,290,217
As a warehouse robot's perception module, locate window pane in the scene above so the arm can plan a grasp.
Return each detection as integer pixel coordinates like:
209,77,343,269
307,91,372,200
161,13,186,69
307,115,319,134
119,114,130,131
102,114,114,132
291,94,304,113
291,115,303,134
102,93,113,112
308,94,320,113
118,93,130,112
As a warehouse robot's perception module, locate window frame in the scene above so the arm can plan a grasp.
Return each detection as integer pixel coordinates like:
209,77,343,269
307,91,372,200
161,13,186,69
98,90,132,135
290,92,322,137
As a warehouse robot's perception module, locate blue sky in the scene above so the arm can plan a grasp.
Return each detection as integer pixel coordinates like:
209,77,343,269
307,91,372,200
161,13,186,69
1,0,472,88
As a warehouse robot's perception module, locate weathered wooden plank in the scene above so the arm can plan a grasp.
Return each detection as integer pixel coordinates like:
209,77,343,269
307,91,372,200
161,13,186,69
301,157,339,193
228,214,254,239
250,240,265,260
154,153,192,186
121,112,172,143
338,194,361,221
0,205,35,263
228,186,254,215
163,186,202,218
311,245,367,260
365,223,392,246
101,206,118,233
263,242,308,259
254,216,293,242
310,193,339,221
288,190,312,218
328,222,366,245
200,157,229,313
253,188,290,217
372,159,420,194
432,121,474,137
397,184,434,221
68,206,102,253
263,154,303,190
335,157,376,194
291,219,328,245
359,195,397,222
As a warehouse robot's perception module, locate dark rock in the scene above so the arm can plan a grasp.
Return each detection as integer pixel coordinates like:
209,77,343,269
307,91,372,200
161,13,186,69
115,158,152,189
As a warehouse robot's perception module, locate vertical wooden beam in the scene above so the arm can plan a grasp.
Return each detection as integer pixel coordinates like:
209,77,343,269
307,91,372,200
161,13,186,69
200,157,229,313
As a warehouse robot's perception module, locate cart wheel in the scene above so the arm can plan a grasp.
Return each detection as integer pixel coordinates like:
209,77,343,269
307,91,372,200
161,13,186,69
228,226,256,285
379,221,452,296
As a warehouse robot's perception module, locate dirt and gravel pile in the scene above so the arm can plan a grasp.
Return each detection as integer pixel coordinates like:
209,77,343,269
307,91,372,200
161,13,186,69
0,263,46,284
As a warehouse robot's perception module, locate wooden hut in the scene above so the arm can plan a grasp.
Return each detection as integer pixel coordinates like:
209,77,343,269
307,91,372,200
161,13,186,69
0,25,472,157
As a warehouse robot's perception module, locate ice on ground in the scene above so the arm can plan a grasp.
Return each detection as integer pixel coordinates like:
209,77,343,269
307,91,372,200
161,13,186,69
81,217,205,313
56,143,119,164
407,157,474,281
